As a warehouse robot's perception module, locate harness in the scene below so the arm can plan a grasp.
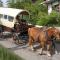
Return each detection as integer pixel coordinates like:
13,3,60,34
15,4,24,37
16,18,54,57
45,30,53,44
45,30,56,48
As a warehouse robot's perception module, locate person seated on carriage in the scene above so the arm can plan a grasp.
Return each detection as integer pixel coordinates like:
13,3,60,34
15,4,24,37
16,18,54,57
19,19,28,35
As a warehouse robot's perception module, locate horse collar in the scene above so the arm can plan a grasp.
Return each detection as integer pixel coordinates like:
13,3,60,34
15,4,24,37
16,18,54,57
45,31,49,39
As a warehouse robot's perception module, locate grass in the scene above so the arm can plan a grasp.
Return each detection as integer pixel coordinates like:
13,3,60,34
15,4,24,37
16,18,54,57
0,45,24,60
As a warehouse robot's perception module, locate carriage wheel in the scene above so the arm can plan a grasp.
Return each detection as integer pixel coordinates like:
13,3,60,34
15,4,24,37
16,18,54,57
0,32,3,38
12,33,25,45
13,34,16,41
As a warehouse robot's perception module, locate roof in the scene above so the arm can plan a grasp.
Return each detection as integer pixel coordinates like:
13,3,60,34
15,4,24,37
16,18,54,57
41,0,59,5
0,7,29,18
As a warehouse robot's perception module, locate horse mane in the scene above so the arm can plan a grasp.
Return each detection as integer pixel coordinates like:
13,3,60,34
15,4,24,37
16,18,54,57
42,27,52,32
44,27,56,32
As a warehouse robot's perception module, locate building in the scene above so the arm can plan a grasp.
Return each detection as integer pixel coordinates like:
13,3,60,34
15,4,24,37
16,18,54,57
41,0,60,14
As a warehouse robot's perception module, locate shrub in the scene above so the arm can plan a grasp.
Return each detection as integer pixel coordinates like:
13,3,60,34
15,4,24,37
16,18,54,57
36,11,60,26
36,14,49,26
0,45,23,60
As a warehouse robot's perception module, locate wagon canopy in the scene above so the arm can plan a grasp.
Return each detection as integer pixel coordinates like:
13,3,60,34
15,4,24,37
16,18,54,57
0,7,29,18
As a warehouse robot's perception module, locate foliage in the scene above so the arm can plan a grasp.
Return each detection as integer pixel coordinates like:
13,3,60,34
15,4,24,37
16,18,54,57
7,0,32,9
0,45,23,60
7,0,60,26
36,14,49,26
36,11,60,26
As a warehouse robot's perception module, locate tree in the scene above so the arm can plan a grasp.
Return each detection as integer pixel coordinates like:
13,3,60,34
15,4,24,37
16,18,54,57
7,0,32,8
7,0,48,25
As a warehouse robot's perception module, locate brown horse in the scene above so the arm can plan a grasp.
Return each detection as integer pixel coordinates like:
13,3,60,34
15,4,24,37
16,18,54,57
28,27,60,56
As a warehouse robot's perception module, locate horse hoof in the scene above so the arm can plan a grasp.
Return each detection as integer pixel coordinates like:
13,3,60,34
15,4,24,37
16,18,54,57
47,53,51,57
31,48,35,51
28,47,35,51
55,51,58,54
37,51,42,55
38,53,42,55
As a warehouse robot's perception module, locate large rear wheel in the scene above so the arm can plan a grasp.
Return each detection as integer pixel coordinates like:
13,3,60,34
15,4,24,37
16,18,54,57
12,33,24,45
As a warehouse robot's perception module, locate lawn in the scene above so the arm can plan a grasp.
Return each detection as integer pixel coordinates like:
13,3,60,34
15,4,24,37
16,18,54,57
0,45,24,60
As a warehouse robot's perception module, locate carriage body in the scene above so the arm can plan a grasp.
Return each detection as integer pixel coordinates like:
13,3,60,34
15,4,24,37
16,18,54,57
0,7,30,33
0,7,31,44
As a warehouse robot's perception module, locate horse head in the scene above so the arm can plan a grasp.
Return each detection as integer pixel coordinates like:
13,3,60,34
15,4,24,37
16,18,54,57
47,27,60,40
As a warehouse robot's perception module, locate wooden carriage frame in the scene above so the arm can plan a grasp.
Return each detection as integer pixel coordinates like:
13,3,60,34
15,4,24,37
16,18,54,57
0,7,30,30
0,7,30,44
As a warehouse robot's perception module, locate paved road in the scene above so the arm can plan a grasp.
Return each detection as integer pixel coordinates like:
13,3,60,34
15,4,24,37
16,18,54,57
0,38,60,60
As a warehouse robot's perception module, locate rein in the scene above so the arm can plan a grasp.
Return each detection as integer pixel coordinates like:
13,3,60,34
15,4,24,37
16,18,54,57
44,30,53,42
45,31,50,40
44,29,56,49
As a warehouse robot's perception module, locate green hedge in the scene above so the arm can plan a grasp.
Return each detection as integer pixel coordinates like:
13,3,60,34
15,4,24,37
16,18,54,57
0,45,24,60
29,11,60,26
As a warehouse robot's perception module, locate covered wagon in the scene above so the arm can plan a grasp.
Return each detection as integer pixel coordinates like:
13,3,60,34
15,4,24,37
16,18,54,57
0,7,32,44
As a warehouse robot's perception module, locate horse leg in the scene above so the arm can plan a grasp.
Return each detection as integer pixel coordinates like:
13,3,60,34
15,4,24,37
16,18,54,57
39,42,45,54
29,37,34,51
47,44,51,56
52,40,58,54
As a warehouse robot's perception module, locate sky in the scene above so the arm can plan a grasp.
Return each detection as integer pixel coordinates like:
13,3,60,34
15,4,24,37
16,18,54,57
2,0,7,3
2,0,7,7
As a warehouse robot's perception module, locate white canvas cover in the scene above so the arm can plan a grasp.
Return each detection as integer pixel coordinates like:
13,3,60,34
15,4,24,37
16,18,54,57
0,7,29,17
0,7,29,28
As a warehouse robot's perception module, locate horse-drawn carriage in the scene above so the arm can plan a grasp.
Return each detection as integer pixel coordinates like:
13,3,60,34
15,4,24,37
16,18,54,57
0,7,60,56
0,7,33,44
